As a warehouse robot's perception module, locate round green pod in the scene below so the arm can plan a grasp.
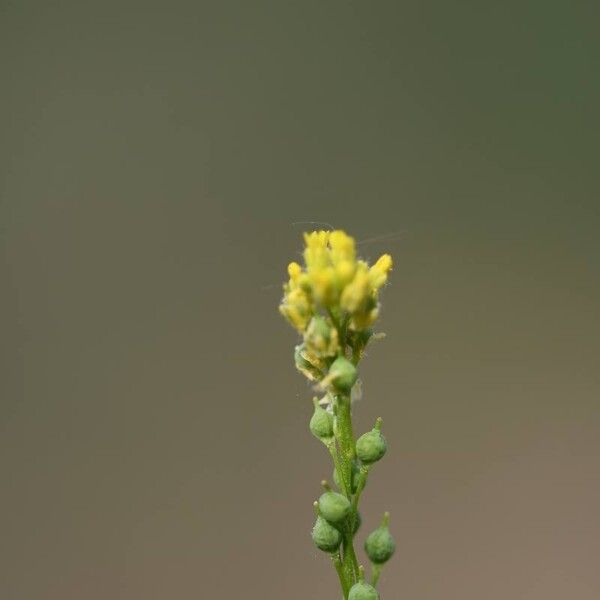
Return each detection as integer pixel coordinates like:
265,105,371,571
365,525,395,564
311,515,342,552
309,401,334,440
333,461,360,494
318,491,351,524
356,429,387,464
348,580,379,600
328,356,357,392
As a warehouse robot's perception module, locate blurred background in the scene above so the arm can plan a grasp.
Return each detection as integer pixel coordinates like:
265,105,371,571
1,2,599,599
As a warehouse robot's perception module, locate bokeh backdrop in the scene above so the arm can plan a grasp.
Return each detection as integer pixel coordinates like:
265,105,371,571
1,2,599,599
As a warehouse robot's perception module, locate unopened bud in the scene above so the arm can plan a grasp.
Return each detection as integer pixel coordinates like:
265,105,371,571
304,316,339,357
294,343,324,381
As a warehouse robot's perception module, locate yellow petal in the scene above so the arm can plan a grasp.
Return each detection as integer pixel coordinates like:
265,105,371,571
287,261,302,282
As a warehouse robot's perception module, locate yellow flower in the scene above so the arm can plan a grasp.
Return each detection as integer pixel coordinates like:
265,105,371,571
310,266,336,306
303,230,354,307
352,303,379,330
304,316,339,357
369,254,393,290
340,262,370,314
287,261,302,282
329,230,356,264
303,231,330,272
279,230,393,335
334,259,356,288
279,287,312,332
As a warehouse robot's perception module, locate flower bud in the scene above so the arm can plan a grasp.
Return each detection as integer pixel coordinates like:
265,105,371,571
309,398,334,441
304,316,339,357
348,580,379,600
328,356,357,393
294,344,323,381
356,422,387,464
365,513,395,564
311,515,342,553
318,491,351,525
333,461,360,494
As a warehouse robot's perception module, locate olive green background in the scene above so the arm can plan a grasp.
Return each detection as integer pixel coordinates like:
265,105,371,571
1,2,599,599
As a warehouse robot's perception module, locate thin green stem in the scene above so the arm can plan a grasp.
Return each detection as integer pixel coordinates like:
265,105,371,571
351,465,369,512
327,441,350,498
332,552,349,599
350,464,370,532
328,320,365,594
335,394,355,488
342,530,359,583
371,563,383,587
334,393,359,583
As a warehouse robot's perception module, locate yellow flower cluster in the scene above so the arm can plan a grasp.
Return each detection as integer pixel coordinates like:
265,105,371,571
279,230,393,333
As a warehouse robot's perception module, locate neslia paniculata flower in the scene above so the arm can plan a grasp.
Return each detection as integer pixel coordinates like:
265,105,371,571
278,230,395,599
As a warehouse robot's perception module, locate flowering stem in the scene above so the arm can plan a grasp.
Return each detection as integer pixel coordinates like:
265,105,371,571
279,230,396,599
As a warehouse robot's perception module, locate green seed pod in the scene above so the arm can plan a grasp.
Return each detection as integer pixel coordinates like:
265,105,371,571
356,428,387,464
318,491,351,525
365,514,395,564
348,580,379,600
309,398,334,441
311,515,342,552
333,461,360,493
328,356,357,392
304,316,339,357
